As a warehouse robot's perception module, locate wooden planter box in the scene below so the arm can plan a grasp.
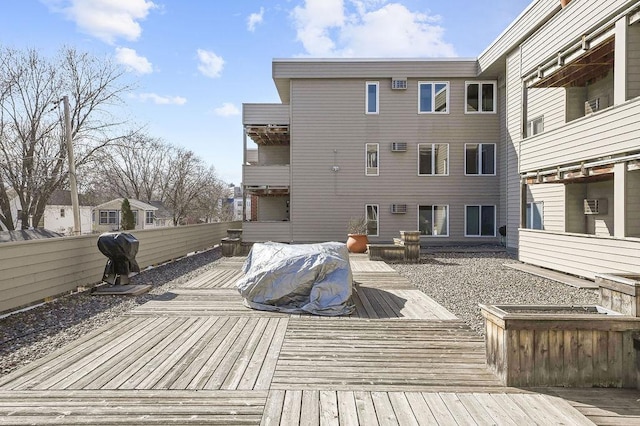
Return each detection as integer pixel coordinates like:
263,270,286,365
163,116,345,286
480,304,640,388
597,273,640,317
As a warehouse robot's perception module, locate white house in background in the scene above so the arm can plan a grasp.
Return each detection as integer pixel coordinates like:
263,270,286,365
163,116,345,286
92,198,175,233
43,190,92,235
1,189,92,235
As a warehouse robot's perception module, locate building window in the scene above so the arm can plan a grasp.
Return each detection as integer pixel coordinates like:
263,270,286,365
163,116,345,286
466,81,496,113
366,81,379,114
418,82,449,113
132,211,138,225
418,144,448,175
146,211,154,225
465,143,495,175
526,202,543,230
366,204,379,236
365,143,379,176
60,208,65,218
418,205,449,236
527,116,544,137
466,205,496,236
99,210,118,225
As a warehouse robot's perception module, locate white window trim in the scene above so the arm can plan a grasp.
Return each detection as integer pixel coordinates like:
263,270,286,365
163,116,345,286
365,204,379,237
464,143,496,176
417,143,449,176
464,204,497,237
365,143,379,176
465,81,497,114
417,204,449,237
418,81,450,114
526,201,544,230
145,210,154,225
526,116,544,138
99,210,118,225
365,81,379,115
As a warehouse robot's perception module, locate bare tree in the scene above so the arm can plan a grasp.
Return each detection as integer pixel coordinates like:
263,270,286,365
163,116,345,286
0,46,131,230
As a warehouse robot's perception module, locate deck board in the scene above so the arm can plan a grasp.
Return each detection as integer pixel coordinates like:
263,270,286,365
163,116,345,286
0,255,636,425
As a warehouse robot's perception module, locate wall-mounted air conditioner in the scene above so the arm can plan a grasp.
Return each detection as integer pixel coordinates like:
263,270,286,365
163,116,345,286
391,78,407,90
391,204,407,214
584,199,608,215
585,95,608,114
391,142,407,152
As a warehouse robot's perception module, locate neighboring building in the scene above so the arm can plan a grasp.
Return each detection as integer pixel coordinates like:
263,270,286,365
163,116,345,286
243,0,640,278
232,185,250,222
1,189,92,235
44,190,93,235
147,201,174,227
92,198,174,232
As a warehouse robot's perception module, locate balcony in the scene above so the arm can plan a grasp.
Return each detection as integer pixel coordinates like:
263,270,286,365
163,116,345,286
243,165,290,188
242,221,291,243
520,96,640,173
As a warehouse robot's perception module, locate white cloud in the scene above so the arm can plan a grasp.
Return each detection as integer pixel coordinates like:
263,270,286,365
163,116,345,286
115,47,153,74
247,7,265,32
197,49,225,78
45,0,156,44
291,0,455,57
135,93,187,105
214,103,240,117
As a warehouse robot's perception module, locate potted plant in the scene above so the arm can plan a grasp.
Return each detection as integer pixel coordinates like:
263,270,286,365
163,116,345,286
346,216,369,253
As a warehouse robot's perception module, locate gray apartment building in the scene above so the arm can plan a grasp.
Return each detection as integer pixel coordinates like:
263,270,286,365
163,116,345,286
243,0,640,278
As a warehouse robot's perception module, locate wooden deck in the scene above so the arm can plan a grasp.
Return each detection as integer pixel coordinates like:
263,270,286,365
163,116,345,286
0,255,638,424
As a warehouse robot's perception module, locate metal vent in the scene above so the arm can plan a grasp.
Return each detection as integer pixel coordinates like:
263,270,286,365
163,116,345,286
584,199,608,215
391,204,407,214
391,78,407,90
391,142,407,152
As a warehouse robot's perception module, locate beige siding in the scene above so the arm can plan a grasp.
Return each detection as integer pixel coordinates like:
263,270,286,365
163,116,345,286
498,74,508,231
628,21,640,99
520,97,640,172
478,0,559,73
242,222,291,243
257,196,289,222
519,229,640,279
565,183,587,234
505,49,523,250
243,165,290,186
243,103,289,125
565,87,587,122
259,145,289,165
527,183,565,232
289,77,500,244
274,59,478,104
587,179,615,236
0,222,240,314
627,169,640,236
520,0,631,75
586,71,614,110
526,87,565,133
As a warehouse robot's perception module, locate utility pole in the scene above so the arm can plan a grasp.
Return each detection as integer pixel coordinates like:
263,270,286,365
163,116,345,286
63,96,81,235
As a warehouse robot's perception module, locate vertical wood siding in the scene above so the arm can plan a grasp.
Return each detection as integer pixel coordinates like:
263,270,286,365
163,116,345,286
0,222,240,314
288,76,500,244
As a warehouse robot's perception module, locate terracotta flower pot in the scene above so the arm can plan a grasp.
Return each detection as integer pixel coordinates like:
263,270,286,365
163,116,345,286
346,234,368,253
560,0,571,7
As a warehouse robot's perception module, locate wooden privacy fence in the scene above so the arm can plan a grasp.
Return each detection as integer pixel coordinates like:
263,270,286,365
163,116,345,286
0,221,241,314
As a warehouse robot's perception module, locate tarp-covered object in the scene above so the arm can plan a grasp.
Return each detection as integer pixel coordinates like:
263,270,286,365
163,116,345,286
97,232,140,285
236,242,355,316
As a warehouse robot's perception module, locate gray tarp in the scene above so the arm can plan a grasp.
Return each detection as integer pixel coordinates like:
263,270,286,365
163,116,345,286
236,242,355,316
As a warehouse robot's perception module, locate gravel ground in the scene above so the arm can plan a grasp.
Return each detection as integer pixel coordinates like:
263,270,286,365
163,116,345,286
0,247,223,376
392,248,599,334
0,246,599,376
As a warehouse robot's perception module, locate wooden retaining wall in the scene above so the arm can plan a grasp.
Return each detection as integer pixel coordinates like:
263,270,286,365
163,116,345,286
481,305,640,388
0,222,240,314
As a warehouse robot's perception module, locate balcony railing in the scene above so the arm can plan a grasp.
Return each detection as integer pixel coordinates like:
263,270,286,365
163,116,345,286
242,221,291,243
520,96,640,173
519,229,640,279
243,165,290,187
